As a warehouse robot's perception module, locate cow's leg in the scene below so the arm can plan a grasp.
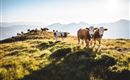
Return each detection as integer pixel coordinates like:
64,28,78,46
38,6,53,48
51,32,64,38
82,40,84,45
98,38,101,46
92,38,95,46
55,36,57,41
62,36,64,41
85,39,89,48
77,36,80,45
94,39,96,46
89,38,92,46
89,38,93,46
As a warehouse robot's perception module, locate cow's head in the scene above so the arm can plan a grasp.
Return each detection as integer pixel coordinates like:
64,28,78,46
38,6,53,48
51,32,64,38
89,26,94,37
99,27,108,37
53,30,55,32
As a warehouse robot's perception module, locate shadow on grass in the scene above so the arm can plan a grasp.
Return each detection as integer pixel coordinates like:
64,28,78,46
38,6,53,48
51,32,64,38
0,36,27,43
21,48,130,80
37,41,61,50
49,47,72,62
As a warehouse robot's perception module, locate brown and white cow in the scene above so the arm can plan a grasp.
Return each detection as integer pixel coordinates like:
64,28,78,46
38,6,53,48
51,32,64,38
77,26,107,48
77,28,91,48
92,27,108,46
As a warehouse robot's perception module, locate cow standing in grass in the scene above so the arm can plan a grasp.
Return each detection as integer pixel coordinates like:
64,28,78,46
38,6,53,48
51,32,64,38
41,28,49,31
17,33,21,36
77,26,107,48
92,27,108,46
77,28,91,48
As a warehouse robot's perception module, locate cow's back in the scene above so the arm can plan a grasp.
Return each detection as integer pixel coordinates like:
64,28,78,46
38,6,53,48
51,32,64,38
77,29,90,40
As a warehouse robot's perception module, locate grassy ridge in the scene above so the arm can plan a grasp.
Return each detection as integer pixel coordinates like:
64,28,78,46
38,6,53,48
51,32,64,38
0,34,130,80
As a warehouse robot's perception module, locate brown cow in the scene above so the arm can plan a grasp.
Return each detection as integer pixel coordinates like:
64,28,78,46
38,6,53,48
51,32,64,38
21,32,24,35
17,33,21,36
92,27,108,45
27,29,31,32
41,28,49,31
77,28,91,48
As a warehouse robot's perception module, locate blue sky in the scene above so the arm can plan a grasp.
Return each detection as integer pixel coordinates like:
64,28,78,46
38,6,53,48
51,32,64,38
1,0,130,25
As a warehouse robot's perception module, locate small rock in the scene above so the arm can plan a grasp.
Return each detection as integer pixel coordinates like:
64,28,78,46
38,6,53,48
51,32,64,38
117,48,122,52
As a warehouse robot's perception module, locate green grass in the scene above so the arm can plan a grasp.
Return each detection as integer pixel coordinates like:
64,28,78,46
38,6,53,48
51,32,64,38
0,38,130,80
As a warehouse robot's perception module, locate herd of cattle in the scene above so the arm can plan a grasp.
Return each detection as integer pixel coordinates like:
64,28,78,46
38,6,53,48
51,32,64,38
53,30,70,41
53,26,108,48
16,26,107,48
17,28,49,36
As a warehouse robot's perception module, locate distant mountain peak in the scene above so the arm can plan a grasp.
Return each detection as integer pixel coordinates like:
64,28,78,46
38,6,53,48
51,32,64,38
116,19,130,23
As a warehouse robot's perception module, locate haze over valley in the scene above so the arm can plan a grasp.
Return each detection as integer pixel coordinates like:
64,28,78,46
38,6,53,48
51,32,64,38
0,19,130,40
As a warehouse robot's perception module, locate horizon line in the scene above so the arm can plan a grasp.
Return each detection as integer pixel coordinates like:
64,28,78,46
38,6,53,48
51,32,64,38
1,19,130,26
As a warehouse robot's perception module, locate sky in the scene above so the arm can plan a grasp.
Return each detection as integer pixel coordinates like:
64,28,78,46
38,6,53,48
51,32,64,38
0,0,130,25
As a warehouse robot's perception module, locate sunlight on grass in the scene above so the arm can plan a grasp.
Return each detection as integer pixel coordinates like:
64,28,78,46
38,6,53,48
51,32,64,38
0,37,130,80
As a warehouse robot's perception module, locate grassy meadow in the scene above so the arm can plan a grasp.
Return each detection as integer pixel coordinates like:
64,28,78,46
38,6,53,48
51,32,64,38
0,31,130,80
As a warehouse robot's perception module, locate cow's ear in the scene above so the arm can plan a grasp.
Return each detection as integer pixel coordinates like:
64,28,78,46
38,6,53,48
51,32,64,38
94,28,98,30
104,28,108,31
86,28,89,30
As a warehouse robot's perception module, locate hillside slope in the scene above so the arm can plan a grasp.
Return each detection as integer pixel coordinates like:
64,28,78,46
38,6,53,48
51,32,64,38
0,31,130,80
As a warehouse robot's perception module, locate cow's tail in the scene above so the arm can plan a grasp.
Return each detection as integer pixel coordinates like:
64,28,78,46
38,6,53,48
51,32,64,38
78,35,80,45
77,30,80,45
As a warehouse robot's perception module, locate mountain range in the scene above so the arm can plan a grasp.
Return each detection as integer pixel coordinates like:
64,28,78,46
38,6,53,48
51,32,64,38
0,19,130,40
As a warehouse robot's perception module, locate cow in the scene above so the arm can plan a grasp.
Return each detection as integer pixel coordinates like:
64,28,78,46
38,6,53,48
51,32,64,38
92,27,108,46
77,28,91,48
53,30,69,41
27,29,31,32
29,29,35,33
41,28,49,31
21,32,24,35
17,33,21,36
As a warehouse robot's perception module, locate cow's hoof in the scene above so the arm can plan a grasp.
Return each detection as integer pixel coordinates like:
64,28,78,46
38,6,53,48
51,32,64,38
77,46,80,49
85,46,89,48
